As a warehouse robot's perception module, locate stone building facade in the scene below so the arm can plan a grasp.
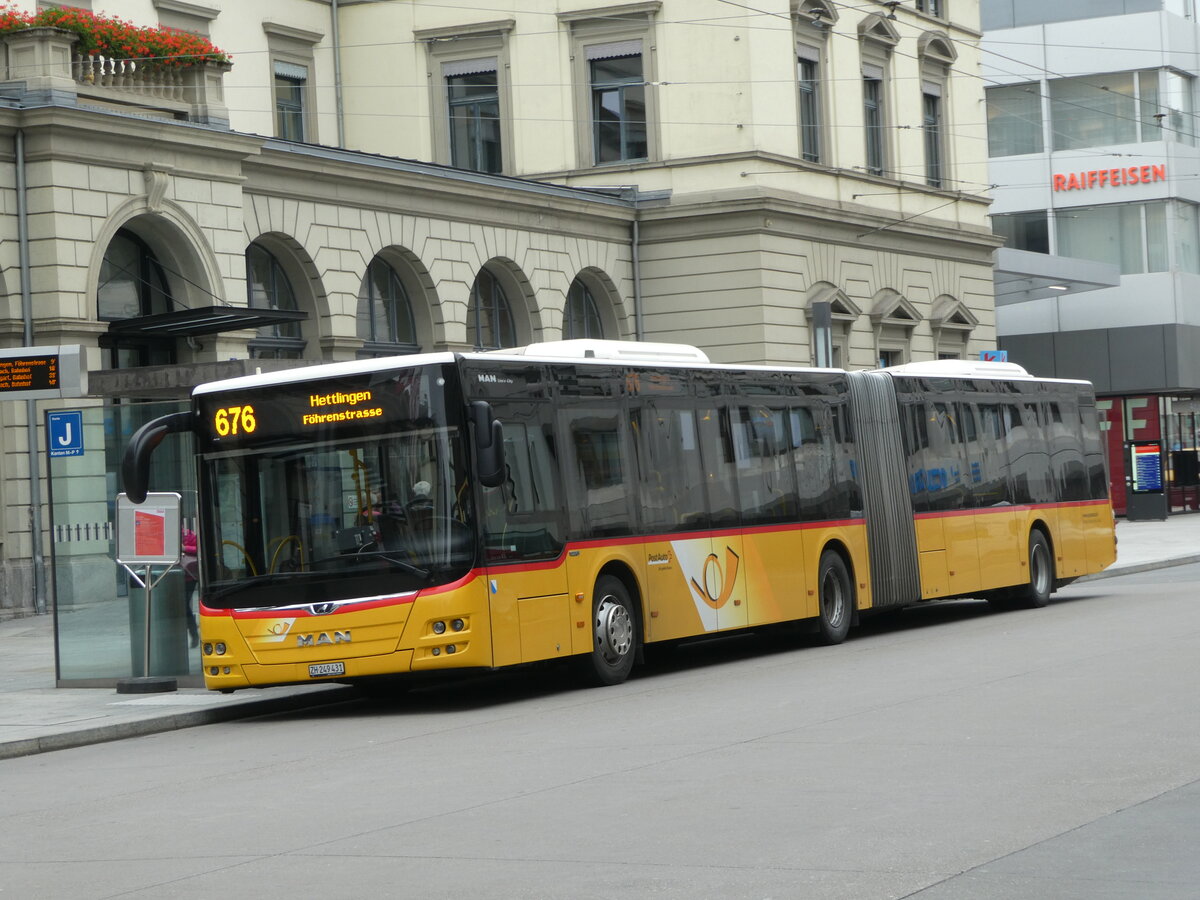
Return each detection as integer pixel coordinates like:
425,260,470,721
0,0,998,621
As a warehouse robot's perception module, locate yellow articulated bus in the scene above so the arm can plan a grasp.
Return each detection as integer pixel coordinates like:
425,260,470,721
121,340,1115,692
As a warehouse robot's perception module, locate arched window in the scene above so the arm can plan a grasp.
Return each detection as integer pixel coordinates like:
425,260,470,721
98,229,175,368
469,268,515,350
357,258,418,355
564,278,604,339
246,242,304,359
98,230,173,321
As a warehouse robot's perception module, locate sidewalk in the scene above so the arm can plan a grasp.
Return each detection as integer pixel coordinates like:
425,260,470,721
3,515,1199,760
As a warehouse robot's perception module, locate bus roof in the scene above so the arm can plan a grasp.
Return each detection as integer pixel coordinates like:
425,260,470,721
486,339,711,364
191,341,1088,396
881,358,1091,386
884,359,1033,380
191,351,459,395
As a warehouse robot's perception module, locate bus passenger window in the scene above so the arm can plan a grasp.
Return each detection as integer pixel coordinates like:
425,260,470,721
1007,401,1054,504
971,403,1010,507
483,409,564,561
791,405,836,521
1079,402,1109,499
925,401,967,511
561,408,633,537
696,406,740,527
1049,398,1089,501
635,406,706,530
734,406,798,525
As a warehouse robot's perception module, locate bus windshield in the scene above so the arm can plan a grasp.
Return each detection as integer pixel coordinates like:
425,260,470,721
200,425,475,609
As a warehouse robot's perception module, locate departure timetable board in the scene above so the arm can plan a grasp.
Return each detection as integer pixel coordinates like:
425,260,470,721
0,346,83,400
0,353,59,393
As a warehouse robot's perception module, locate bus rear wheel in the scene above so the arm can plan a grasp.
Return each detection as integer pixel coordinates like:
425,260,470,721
816,550,853,645
578,575,638,686
1013,529,1054,609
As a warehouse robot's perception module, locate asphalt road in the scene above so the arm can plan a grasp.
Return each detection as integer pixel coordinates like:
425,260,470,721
3,565,1199,899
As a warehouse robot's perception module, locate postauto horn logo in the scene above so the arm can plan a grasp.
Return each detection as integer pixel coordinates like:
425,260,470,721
689,546,741,610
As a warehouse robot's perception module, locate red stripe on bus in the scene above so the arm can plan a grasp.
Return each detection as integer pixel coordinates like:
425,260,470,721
913,499,1111,521
567,518,866,550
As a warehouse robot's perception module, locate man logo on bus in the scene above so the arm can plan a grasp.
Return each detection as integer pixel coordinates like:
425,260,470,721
297,631,351,647
689,546,741,610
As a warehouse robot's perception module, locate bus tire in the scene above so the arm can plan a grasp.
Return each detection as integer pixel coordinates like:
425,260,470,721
579,575,638,686
816,550,853,645
1013,529,1054,609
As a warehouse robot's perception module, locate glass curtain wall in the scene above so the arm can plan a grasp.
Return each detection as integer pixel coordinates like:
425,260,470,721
1056,201,1200,274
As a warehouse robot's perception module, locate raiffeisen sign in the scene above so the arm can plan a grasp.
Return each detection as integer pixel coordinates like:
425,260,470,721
1053,164,1166,192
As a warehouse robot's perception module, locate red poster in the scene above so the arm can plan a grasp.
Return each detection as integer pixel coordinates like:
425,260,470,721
134,509,166,557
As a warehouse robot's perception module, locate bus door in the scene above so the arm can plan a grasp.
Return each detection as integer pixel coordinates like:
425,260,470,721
903,394,978,598
694,400,748,632
935,399,981,596
732,403,809,626
481,403,570,668
558,401,640,656
1046,396,1088,578
632,399,719,641
1079,400,1116,570
972,402,1021,588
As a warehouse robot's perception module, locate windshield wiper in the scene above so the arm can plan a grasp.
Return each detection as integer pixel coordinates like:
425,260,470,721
308,551,431,580
350,550,431,579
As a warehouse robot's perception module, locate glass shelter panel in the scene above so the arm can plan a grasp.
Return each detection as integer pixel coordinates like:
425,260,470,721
49,401,199,685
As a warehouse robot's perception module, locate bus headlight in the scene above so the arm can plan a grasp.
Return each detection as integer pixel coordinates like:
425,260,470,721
451,618,465,632
432,621,446,634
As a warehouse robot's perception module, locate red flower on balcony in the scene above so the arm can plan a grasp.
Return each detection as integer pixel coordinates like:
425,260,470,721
0,4,231,69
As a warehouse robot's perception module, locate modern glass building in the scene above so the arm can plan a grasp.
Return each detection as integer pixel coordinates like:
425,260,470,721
984,0,1200,516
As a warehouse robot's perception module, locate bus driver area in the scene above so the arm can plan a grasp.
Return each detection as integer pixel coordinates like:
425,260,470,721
122,339,1116,694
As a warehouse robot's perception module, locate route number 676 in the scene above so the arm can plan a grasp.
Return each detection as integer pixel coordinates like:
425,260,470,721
214,404,257,436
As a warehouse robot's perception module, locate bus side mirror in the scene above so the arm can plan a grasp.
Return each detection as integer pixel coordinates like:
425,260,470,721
121,411,193,504
470,401,505,488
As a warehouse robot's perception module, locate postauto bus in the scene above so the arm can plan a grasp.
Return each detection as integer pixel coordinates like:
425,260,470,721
122,340,1115,692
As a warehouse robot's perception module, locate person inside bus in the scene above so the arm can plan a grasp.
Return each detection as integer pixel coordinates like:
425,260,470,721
407,480,433,517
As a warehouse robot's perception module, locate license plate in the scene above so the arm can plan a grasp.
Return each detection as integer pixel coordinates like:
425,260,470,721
308,662,345,678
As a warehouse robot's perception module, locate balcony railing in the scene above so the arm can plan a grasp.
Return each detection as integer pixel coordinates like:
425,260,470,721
1,27,231,127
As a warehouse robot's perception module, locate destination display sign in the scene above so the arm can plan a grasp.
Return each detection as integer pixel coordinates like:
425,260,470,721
0,345,83,400
195,364,453,451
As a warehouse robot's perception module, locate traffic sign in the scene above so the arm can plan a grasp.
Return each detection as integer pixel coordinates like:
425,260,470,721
980,349,1008,362
47,410,84,458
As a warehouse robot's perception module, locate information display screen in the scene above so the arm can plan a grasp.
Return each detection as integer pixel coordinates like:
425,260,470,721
1130,442,1163,493
0,353,59,394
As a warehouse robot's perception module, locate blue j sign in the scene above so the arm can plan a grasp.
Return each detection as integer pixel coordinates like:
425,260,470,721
47,410,84,458
980,349,1008,363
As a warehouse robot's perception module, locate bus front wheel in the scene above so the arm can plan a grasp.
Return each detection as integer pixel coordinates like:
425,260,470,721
816,550,853,645
578,575,638,686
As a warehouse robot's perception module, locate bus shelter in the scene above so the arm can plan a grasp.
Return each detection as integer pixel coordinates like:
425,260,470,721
47,400,201,687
